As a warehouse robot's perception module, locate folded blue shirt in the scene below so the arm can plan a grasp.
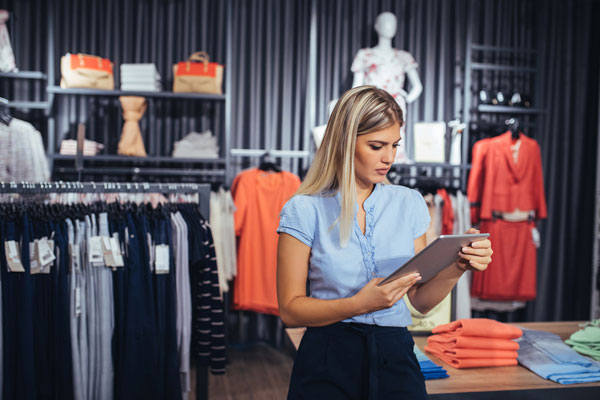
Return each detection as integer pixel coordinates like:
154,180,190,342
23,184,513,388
414,345,449,380
517,328,600,384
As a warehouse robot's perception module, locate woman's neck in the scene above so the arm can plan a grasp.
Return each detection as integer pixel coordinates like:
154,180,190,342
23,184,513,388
356,183,375,206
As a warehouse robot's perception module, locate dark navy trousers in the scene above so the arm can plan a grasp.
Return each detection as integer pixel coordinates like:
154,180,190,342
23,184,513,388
288,322,428,400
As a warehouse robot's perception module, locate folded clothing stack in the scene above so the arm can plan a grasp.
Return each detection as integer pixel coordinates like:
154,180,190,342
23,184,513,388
518,328,600,384
413,345,449,380
172,130,219,159
59,139,104,156
425,318,522,368
120,63,161,92
565,320,600,361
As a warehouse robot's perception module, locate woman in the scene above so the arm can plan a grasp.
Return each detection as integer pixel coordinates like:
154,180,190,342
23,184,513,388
277,86,493,399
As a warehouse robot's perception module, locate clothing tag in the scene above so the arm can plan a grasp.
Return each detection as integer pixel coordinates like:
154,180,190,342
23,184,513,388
30,242,42,274
531,226,541,248
75,286,81,317
5,241,24,272
155,244,169,274
45,244,57,274
102,236,115,267
89,236,104,266
37,237,56,267
147,233,155,271
110,237,124,267
70,243,81,272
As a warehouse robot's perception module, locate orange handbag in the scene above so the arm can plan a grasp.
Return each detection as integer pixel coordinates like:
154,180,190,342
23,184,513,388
60,53,114,90
172,51,223,94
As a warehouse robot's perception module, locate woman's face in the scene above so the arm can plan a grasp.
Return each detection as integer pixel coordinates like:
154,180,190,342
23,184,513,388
354,122,401,190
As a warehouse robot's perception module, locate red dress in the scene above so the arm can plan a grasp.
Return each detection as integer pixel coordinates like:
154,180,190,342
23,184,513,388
467,132,547,300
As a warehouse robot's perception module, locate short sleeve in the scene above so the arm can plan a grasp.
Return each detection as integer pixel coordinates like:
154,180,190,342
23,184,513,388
231,173,248,237
277,195,315,247
410,189,431,239
351,49,366,73
399,50,418,72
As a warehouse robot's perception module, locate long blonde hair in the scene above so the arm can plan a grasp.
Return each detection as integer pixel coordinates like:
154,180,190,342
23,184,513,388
297,85,403,246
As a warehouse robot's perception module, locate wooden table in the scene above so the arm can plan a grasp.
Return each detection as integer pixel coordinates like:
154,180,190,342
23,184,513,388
285,322,600,399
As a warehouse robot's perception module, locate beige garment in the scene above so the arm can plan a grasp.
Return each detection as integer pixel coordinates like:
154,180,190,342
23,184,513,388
117,96,147,157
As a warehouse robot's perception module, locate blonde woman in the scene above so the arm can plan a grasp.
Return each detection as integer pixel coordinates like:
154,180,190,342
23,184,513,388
277,86,493,399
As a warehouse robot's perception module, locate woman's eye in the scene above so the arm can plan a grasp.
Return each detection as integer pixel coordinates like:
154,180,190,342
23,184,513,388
370,145,382,150
392,143,400,148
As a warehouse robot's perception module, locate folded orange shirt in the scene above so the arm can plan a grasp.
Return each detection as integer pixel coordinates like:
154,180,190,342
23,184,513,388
424,345,518,369
425,342,518,359
427,335,520,351
432,318,522,339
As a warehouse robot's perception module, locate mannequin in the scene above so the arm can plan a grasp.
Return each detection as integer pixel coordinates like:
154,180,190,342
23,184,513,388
351,12,423,163
311,99,338,150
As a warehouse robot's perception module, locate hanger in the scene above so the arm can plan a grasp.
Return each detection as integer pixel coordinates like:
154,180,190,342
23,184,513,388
258,151,282,172
505,118,521,140
0,97,13,126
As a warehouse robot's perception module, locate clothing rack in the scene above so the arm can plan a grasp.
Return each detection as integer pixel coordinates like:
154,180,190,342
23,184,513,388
0,180,212,400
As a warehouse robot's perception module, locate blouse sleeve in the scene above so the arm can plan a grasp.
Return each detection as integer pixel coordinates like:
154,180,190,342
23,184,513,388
411,189,431,239
351,49,366,73
277,195,315,247
400,50,419,72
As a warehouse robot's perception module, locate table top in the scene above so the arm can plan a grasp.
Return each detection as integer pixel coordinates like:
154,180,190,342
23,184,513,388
285,321,600,394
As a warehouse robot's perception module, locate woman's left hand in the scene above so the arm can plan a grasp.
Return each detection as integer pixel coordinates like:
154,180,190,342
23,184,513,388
457,228,493,271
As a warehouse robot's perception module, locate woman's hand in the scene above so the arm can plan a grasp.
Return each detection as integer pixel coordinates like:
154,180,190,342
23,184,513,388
352,272,422,314
457,227,493,271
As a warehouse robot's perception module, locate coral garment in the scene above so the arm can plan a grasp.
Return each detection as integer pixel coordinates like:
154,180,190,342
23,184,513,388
232,168,301,315
425,319,522,369
436,188,454,235
467,132,547,300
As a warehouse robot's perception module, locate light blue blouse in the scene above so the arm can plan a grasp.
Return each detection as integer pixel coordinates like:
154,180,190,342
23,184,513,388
277,183,431,327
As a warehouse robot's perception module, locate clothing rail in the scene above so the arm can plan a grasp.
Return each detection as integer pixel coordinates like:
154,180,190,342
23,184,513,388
230,148,310,157
0,180,211,400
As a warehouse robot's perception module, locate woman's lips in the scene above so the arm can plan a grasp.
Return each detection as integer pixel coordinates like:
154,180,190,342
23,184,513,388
376,168,390,175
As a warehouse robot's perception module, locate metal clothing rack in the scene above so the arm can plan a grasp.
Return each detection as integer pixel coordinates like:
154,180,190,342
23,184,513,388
0,180,212,400
230,148,310,158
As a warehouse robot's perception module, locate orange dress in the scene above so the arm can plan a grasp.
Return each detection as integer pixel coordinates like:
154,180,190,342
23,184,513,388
467,132,547,300
231,168,301,315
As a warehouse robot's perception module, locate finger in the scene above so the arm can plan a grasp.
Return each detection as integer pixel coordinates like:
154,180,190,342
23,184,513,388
387,272,421,289
390,287,410,304
467,260,489,271
460,247,492,256
470,239,491,248
466,228,480,234
459,253,492,265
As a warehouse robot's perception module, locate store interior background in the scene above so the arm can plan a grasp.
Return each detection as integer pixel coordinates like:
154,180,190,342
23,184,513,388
1,0,598,343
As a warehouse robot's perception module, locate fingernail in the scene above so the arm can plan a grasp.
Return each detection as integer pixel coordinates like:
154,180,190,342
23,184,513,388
462,247,468,252
470,260,475,266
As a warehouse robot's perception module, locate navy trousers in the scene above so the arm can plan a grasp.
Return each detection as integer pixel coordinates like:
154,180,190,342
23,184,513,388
288,322,428,400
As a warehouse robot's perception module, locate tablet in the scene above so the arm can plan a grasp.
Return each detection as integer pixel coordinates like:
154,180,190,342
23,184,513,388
377,233,490,286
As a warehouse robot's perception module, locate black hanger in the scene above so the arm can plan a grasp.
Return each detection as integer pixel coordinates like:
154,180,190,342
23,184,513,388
258,152,281,172
0,97,13,126
505,118,521,139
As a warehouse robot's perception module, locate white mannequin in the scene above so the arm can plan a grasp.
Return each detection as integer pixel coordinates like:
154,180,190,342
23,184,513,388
312,99,338,150
351,12,422,163
352,12,422,103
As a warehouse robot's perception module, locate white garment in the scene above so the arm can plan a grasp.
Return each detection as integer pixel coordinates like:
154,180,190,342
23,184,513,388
172,130,219,159
450,191,472,320
0,119,50,182
210,188,237,296
351,48,418,164
0,10,17,72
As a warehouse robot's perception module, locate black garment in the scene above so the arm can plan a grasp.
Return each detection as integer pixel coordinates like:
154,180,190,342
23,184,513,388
288,322,428,400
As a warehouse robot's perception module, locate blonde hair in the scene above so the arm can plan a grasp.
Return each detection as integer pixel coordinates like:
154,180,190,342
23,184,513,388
297,85,403,246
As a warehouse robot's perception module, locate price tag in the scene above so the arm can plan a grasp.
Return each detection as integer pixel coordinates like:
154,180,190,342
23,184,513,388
4,241,24,272
30,242,42,274
70,243,81,272
37,238,56,268
89,236,104,266
110,237,124,267
155,244,170,274
75,286,81,317
102,236,115,267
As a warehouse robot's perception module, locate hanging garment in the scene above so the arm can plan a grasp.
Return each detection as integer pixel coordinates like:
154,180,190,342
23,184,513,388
0,10,16,72
117,96,148,157
351,48,418,163
468,132,547,301
0,118,50,182
233,168,301,315
210,188,237,295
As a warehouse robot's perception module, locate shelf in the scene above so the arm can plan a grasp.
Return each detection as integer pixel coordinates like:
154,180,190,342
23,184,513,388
477,105,545,114
54,166,226,177
8,101,50,110
47,86,226,100
49,154,226,164
472,63,535,72
0,71,47,79
471,44,537,54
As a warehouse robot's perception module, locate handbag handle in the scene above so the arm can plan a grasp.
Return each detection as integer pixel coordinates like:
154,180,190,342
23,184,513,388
185,51,210,72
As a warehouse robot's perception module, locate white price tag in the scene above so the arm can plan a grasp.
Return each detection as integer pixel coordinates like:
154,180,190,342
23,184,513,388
37,238,56,267
155,244,170,274
110,237,124,267
102,236,115,267
70,243,81,272
30,242,42,274
4,241,24,272
89,236,104,266
75,286,81,317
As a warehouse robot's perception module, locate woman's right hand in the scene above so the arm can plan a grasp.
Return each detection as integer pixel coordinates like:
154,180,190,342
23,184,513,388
352,273,422,314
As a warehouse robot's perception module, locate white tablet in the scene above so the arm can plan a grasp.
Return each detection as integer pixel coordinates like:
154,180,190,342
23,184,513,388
377,233,490,286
